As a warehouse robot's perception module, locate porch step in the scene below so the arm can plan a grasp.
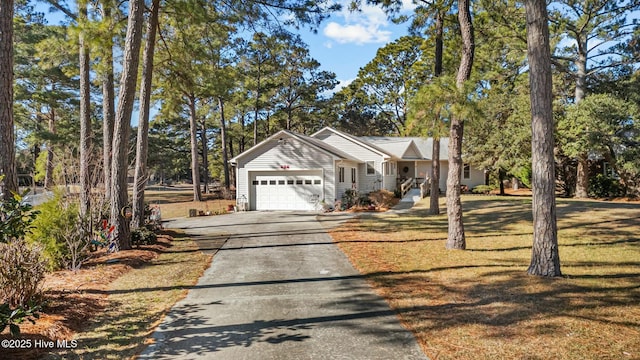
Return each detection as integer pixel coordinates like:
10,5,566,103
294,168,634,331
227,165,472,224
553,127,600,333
400,188,421,203
391,188,422,212
388,188,421,212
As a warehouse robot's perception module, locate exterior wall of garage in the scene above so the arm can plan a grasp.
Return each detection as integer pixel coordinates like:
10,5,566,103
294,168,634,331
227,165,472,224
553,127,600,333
235,134,337,210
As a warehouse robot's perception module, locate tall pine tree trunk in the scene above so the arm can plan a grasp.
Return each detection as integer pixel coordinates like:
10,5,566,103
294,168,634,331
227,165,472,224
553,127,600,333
525,0,561,277
132,0,160,228
429,9,444,216
430,138,440,214
219,97,230,189
253,61,261,146
79,0,92,218
575,155,589,198
0,0,17,200
101,3,115,204
574,36,589,198
499,168,506,195
188,95,203,202
45,108,56,188
240,112,246,153
200,119,209,194
446,0,474,250
110,0,145,250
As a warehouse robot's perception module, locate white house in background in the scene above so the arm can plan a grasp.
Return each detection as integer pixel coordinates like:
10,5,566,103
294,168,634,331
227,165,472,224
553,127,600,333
230,127,486,211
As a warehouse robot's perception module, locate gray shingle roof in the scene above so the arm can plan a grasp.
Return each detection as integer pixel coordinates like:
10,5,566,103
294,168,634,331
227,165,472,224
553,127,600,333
360,136,450,160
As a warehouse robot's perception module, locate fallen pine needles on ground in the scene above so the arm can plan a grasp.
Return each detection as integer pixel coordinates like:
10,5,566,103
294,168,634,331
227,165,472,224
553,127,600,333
329,196,640,360
2,230,211,360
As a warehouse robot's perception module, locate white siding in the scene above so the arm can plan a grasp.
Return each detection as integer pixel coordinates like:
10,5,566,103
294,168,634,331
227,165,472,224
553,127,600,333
335,160,359,203
314,130,386,193
416,162,429,183
414,161,484,193
463,166,486,189
236,134,336,209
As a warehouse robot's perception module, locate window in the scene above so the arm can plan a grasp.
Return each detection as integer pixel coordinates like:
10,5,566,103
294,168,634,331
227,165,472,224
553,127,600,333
463,164,470,179
314,179,321,185
383,162,397,176
305,179,312,185
260,180,268,185
351,168,356,184
287,180,294,185
296,179,303,185
338,166,345,183
278,180,285,185
252,180,259,185
269,180,276,185
366,161,375,176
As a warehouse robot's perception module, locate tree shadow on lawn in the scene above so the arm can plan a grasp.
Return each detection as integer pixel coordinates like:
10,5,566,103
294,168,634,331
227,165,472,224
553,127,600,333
364,197,640,246
47,296,166,359
361,265,640,360
402,270,639,328
335,197,640,356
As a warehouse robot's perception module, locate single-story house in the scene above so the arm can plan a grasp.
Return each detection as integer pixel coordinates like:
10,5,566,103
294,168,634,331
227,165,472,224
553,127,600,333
230,127,486,211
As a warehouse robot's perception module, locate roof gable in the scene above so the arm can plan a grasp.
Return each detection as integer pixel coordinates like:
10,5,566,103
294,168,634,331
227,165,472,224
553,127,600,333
359,136,428,160
230,130,358,164
409,137,449,160
402,141,423,159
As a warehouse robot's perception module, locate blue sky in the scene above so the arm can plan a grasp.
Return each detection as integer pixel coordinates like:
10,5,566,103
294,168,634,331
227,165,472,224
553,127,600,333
296,0,416,92
38,0,414,92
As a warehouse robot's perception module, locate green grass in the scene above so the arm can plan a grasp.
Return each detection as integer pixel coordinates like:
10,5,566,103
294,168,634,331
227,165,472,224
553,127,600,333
330,195,640,360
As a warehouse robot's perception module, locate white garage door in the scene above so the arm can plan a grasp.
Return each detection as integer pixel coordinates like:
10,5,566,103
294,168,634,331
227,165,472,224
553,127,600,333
251,171,323,211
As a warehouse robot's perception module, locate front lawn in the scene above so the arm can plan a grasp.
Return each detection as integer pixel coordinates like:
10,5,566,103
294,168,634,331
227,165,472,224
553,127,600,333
329,196,640,360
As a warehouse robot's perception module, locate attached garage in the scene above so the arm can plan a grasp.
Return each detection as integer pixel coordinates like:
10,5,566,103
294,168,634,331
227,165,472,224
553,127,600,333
251,170,323,211
231,130,358,211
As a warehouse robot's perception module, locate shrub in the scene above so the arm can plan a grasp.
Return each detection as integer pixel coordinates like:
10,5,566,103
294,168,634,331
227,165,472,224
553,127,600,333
0,185,45,335
472,185,494,194
357,194,372,207
132,227,158,247
0,239,47,307
0,302,41,336
368,190,396,208
589,174,624,198
27,192,84,270
341,189,359,209
0,191,39,243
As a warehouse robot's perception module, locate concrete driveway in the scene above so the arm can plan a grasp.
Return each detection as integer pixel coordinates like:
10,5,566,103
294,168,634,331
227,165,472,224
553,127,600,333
139,211,428,360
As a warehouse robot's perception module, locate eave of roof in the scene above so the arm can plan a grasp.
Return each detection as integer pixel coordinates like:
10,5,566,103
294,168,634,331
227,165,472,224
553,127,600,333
229,129,359,164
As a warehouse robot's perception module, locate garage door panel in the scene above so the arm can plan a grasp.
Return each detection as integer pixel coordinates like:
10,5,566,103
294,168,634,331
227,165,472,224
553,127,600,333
251,171,322,211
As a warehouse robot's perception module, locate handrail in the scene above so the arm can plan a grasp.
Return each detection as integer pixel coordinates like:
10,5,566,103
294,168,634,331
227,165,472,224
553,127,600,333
419,178,430,198
400,177,414,198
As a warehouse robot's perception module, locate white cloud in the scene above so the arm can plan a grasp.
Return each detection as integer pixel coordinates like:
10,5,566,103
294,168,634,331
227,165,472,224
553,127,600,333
323,22,392,45
321,78,355,97
400,0,417,12
322,2,394,45
336,78,355,91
